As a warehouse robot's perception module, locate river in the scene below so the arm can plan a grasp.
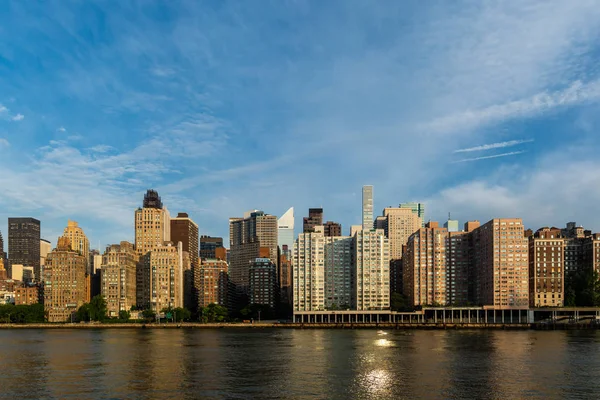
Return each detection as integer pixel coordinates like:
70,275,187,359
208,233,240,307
0,329,599,399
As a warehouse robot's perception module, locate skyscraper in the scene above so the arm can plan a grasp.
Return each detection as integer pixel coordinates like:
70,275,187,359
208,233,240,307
403,222,448,307
362,185,373,230
134,190,171,258
40,239,51,268
323,221,342,237
62,220,91,274
399,202,426,227
8,217,41,280
101,241,138,317
44,236,87,322
353,229,390,310
200,236,224,259
249,258,278,308
170,212,199,264
197,257,229,310
229,211,278,294
278,207,295,255
303,208,323,233
139,242,184,312
383,207,422,261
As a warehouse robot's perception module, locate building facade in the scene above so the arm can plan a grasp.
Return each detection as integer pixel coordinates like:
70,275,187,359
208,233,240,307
403,222,448,307
362,185,374,230
62,220,91,274
303,208,323,233
15,286,39,305
399,202,426,227
200,236,224,260
40,239,51,269
293,230,325,311
44,236,87,322
353,229,390,310
134,190,171,258
528,228,565,307
383,207,423,261
323,221,342,237
8,217,41,280
277,207,295,256
249,258,278,308
472,219,529,308
170,213,199,265
101,241,138,317
196,258,229,309
139,242,183,312
229,211,278,294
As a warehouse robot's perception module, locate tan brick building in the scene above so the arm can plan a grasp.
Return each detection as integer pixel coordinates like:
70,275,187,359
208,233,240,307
14,286,39,305
139,243,183,312
101,241,138,317
473,219,529,309
383,207,422,261
403,222,448,307
528,227,565,307
44,236,87,322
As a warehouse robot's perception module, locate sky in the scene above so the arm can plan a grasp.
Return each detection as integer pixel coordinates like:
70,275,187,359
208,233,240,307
2,0,600,249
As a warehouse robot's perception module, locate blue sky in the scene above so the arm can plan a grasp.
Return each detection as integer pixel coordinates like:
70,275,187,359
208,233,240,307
2,0,600,249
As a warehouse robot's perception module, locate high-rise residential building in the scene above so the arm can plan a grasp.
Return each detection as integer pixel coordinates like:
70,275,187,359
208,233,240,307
200,236,224,259
0,257,7,281
383,207,423,261
138,242,183,312
249,258,278,308
528,227,565,307
303,208,323,233
229,211,278,294
44,236,87,322
62,220,91,274
196,257,229,309
323,221,342,237
278,207,295,256
399,202,426,227
324,235,353,309
583,234,600,275
40,239,51,268
170,213,199,264
403,222,448,307
278,249,293,306
353,229,390,310
560,222,589,279
472,219,529,308
362,185,374,230
374,216,387,230
0,231,6,267
446,229,472,306
8,217,41,280
390,259,403,295
134,189,171,258
101,241,138,317
293,229,326,311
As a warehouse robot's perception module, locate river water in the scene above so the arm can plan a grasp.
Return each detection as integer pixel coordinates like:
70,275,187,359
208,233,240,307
0,328,599,399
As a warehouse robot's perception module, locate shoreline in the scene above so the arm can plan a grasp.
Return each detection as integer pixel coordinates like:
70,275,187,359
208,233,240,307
0,322,597,330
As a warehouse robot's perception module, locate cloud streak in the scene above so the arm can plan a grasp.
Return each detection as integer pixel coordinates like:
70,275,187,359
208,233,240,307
453,151,526,163
454,139,534,153
11,113,24,121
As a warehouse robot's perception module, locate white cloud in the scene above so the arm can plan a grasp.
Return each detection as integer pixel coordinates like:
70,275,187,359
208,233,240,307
11,113,24,121
0,105,7,113
87,145,113,153
57,126,66,132
454,151,526,163
425,80,600,134
454,139,534,153
0,138,9,148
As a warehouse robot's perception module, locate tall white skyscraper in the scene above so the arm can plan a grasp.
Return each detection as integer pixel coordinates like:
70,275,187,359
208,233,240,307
278,207,295,255
362,185,373,230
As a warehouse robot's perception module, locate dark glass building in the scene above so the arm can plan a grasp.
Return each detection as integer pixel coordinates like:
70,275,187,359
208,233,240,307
8,217,41,280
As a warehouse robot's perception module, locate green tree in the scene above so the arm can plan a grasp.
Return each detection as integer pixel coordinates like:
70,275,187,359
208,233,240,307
200,303,229,323
77,303,91,322
142,309,156,322
160,306,192,322
89,295,108,321
390,292,412,312
119,310,131,321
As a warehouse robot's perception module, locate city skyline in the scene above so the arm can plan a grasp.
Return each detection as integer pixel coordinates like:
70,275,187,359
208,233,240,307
2,2,600,248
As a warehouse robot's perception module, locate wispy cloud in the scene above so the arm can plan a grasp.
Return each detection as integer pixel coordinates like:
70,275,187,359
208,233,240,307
454,139,534,153
453,151,526,163
87,145,113,153
11,113,24,121
426,80,600,134
0,138,9,148
57,126,66,132
0,105,7,113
